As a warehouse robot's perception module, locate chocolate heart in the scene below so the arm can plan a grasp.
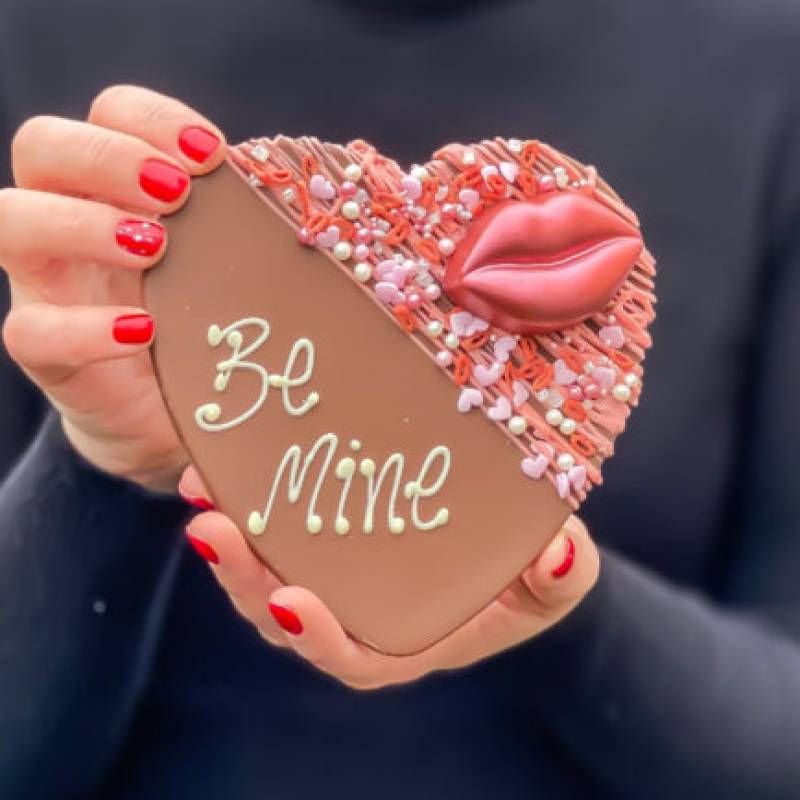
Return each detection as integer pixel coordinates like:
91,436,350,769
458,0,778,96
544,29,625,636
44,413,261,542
145,136,656,654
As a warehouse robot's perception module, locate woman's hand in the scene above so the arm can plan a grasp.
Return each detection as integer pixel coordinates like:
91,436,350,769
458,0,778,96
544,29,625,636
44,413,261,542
0,86,226,490
181,466,600,690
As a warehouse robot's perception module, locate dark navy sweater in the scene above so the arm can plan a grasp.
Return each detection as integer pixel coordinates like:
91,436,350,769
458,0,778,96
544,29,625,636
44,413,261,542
1,1,800,797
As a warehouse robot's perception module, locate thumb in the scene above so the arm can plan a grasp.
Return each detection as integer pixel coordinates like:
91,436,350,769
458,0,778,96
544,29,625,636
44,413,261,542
521,515,600,614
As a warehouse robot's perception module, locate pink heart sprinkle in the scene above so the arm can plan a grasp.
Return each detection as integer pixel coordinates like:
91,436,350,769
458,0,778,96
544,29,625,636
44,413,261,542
458,188,480,209
553,359,578,386
599,325,625,349
309,173,336,200
494,335,516,362
512,381,529,408
568,465,587,492
457,387,483,413
592,366,616,390
436,350,454,367
499,161,519,183
474,362,502,387
487,396,512,421
401,175,422,200
375,282,403,305
521,454,549,480
450,311,489,338
314,225,340,249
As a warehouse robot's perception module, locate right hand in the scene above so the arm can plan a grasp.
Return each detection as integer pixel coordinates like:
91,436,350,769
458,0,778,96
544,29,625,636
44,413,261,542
0,85,227,490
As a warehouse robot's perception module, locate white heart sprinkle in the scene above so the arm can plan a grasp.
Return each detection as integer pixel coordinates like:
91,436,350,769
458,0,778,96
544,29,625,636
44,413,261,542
401,175,422,200
309,173,336,200
599,325,625,349
553,359,578,385
512,381,530,408
458,188,480,208
474,362,502,387
457,387,483,413
450,311,489,338
487,396,512,421
499,161,519,183
314,225,340,249
375,282,404,305
568,465,587,492
481,164,499,181
521,454,549,480
493,335,516,362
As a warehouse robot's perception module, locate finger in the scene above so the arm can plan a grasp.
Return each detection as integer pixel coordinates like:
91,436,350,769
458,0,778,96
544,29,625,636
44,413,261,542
89,84,225,174
0,189,166,285
266,586,420,690
2,303,154,386
178,464,216,511
12,116,190,214
184,510,287,646
521,515,600,610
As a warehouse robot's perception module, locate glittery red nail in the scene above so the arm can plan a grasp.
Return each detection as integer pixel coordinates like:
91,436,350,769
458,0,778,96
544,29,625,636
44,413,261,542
186,532,219,564
139,159,189,202
112,313,154,345
269,602,303,635
551,536,576,578
115,219,165,256
178,126,220,163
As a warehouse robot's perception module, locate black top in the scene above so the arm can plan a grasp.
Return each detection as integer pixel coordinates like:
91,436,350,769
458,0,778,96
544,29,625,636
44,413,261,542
1,1,800,798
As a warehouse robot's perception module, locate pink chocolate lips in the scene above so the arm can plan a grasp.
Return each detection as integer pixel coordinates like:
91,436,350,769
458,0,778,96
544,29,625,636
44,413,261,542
443,194,644,334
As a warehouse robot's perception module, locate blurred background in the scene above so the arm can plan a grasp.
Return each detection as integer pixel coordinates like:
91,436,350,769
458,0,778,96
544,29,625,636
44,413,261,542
1,1,799,798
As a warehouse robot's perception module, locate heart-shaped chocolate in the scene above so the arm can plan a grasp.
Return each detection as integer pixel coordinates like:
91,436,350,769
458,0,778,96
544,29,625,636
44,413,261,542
145,136,656,654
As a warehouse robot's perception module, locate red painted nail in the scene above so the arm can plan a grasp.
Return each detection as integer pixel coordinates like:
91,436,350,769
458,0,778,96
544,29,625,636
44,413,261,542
178,126,220,163
112,313,154,345
186,531,219,564
187,496,215,511
139,158,189,202
552,536,576,578
115,219,165,257
268,602,303,635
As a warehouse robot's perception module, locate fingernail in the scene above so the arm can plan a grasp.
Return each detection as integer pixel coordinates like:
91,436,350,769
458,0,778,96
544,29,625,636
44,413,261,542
115,219,165,257
178,126,220,163
268,602,303,635
112,313,154,345
139,158,189,202
186,495,215,511
552,536,576,578
186,530,219,564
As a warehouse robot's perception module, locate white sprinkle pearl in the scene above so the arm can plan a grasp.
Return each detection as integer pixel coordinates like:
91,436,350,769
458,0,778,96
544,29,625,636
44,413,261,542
410,165,428,180
341,200,360,220
445,333,460,350
333,241,352,260
462,150,476,165
438,238,455,256
508,416,527,435
427,320,443,337
612,384,632,403
624,373,639,387
545,408,564,427
508,138,523,153
344,164,362,182
559,418,577,436
282,187,295,203
353,262,372,282
554,166,569,189
250,144,269,163
557,453,575,471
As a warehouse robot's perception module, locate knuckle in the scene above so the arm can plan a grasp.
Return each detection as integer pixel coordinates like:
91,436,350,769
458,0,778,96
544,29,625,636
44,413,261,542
83,128,119,170
88,84,136,122
2,307,30,364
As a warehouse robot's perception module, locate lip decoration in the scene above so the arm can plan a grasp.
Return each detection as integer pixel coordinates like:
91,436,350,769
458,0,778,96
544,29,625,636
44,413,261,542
443,195,644,334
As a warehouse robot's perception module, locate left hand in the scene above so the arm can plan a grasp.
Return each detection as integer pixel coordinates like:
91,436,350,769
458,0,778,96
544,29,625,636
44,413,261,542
180,465,600,690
